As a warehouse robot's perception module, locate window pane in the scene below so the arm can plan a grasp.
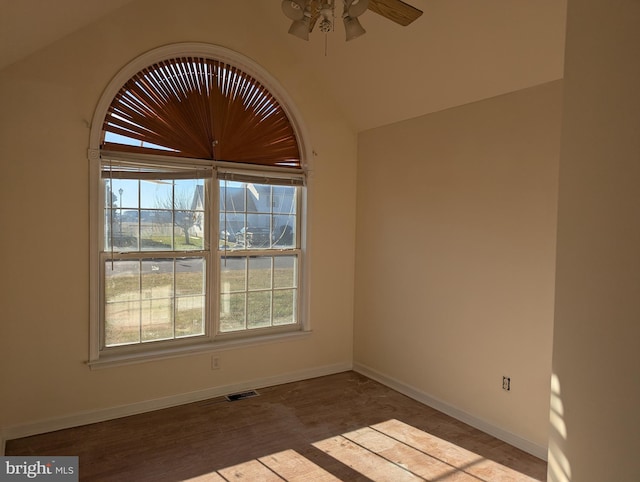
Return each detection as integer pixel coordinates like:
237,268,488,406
218,254,298,333
120,210,140,250
104,177,207,253
272,185,296,214
104,259,141,346
219,212,244,249
174,212,203,250
176,296,205,337
216,179,300,335
220,181,245,212
245,214,271,248
272,214,295,248
141,259,173,293
220,293,246,332
220,257,246,292
273,289,296,326
103,179,140,249
105,209,139,251
247,184,271,213
105,300,141,346
105,179,138,209
174,179,205,250
248,291,271,329
140,179,172,210
245,184,258,213
219,180,299,253
176,258,205,296
175,258,205,337
140,259,173,342
105,260,140,303
248,257,272,290
140,210,173,251
104,256,207,346
274,256,297,289
141,297,173,342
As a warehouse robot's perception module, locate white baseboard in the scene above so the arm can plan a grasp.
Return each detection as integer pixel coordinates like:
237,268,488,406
3,361,548,461
1,362,352,452
353,362,548,461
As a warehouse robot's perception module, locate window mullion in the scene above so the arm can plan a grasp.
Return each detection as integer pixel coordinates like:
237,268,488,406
271,256,275,327
138,259,143,345
244,255,249,331
172,258,176,340
209,176,217,339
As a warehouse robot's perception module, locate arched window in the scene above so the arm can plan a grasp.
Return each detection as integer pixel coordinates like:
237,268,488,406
102,56,300,166
89,44,309,367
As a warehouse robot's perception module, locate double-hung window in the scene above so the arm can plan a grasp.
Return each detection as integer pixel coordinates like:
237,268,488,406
89,45,307,365
101,160,213,349
217,170,304,337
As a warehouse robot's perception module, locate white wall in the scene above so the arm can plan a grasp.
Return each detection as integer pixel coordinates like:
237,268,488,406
549,0,640,480
354,81,562,455
0,0,357,436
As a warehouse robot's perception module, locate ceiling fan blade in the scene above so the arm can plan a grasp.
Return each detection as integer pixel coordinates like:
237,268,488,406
368,0,423,26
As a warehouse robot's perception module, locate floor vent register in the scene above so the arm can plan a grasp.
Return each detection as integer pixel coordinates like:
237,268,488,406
225,389,260,402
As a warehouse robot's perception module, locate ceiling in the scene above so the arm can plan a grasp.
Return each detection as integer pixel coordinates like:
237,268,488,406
0,0,567,132
0,0,136,70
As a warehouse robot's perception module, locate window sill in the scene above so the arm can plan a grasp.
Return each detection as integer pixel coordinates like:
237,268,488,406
87,330,312,370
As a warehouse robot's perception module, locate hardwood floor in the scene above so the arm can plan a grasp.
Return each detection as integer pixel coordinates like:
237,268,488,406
5,371,547,481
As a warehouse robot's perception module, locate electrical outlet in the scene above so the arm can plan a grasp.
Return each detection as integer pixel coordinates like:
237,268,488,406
211,356,220,370
502,376,511,391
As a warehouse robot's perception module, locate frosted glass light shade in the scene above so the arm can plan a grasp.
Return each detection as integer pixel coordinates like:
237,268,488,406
282,0,306,20
289,17,311,40
344,16,366,41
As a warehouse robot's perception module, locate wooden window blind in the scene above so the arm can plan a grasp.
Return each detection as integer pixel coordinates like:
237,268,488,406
101,57,301,168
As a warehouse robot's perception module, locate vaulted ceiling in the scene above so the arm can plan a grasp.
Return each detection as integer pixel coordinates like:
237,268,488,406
0,0,567,132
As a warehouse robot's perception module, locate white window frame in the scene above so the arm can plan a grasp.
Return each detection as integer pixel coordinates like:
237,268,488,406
87,44,312,368
215,165,305,340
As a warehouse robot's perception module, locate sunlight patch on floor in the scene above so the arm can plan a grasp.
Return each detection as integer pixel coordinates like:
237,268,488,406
184,419,541,481
259,450,341,481
184,449,339,481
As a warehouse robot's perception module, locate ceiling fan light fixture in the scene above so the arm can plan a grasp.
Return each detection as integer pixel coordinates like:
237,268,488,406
346,0,369,18
281,0,307,20
343,15,366,41
288,16,311,40
282,0,422,43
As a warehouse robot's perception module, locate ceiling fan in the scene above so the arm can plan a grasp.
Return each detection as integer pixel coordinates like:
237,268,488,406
282,0,423,41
